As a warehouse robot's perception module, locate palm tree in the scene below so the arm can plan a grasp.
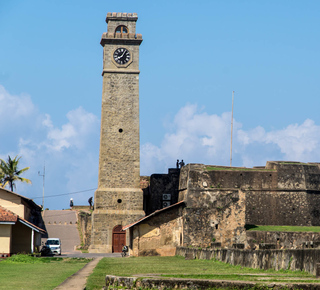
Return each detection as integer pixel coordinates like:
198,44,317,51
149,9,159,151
0,168,5,188
0,155,31,192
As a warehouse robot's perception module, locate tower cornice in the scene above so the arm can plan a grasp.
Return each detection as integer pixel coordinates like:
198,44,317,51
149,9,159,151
101,69,140,76
100,35,143,46
106,12,138,22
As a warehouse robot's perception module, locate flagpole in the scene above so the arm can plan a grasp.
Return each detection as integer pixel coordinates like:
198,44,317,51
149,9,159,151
230,91,234,167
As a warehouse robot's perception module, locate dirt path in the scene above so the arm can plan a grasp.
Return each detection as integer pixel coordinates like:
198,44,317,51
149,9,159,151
54,257,102,290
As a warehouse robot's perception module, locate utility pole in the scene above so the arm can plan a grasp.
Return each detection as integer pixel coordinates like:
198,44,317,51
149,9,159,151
230,91,234,167
38,162,45,209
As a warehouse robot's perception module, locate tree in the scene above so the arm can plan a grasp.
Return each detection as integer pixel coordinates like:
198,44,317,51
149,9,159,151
0,167,6,188
0,155,31,192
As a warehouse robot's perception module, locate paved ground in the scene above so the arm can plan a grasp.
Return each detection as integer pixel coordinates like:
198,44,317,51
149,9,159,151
42,210,80,253
53,257,102,290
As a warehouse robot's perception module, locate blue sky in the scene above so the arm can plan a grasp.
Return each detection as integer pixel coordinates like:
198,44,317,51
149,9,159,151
1,0,320,209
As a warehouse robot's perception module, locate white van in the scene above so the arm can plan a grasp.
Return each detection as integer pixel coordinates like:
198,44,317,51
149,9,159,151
45,238,61,255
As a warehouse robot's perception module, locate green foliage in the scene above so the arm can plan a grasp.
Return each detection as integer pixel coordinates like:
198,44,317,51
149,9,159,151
288,256,293,270
206,166,275,172
4,254,52,264
279,162,316,166
0,155,31,191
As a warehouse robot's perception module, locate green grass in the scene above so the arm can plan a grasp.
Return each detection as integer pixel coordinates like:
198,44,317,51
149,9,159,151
246,224,320,232
85,256,316,290
206,166,275,172
278,162,316,165
0,254,90,290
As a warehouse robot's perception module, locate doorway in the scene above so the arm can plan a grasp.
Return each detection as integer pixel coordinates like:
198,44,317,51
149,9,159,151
112,225,126,253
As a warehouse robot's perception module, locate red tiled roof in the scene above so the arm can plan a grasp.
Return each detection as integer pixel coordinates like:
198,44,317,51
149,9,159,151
122,200,185,230
0,206,18,222
0,205,46,233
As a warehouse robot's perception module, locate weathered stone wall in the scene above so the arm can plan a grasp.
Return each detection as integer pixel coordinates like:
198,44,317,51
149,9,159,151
246,190,320,226
267,162,320,191
132,205,184,256
183,188,246,247
97,72,141,191
180,163,320,234
245,162,320,226
247,231,320,249
77,211,92,249
181,166,247,248
106,275,297,290
177,246,320,275
180,164,276,191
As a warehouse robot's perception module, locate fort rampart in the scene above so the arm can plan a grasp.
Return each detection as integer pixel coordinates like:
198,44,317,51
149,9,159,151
176,246,320,275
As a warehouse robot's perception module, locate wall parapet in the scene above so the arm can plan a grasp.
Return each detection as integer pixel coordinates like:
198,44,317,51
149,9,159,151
105,274,317,290
176,246,320,275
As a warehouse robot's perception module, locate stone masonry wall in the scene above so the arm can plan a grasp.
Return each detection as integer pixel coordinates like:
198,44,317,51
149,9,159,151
247,231,320,249
97,72,140,191
181,166,247,248
183,188,246,248
180,163,320,231
177,246,320,276
132,205,184,256
246,190,320,226
77,211,92,249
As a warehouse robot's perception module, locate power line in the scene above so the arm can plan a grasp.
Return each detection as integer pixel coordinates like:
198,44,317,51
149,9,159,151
30,188,97,200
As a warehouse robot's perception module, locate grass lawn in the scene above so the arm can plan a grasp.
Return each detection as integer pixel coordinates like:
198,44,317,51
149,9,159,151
0,254,90,290
246,224,320,232
206,166,275,172
86,256,317,290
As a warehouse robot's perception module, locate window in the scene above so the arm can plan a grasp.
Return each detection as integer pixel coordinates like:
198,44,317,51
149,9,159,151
115,25,128,36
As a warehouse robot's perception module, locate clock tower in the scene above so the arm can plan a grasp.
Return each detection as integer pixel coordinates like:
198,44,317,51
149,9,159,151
90,12,144,253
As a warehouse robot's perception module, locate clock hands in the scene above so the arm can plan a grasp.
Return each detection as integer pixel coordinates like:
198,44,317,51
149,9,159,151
114,48,130,64
115,50,127,61
119,50,126,58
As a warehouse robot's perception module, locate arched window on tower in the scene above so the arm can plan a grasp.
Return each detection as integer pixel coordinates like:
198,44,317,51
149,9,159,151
115,25,128,37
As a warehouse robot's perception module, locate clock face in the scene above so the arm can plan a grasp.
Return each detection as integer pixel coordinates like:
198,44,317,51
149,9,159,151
113,48,131,65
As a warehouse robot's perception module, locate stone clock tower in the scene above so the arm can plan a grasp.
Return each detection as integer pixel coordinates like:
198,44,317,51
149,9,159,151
90,12,145,253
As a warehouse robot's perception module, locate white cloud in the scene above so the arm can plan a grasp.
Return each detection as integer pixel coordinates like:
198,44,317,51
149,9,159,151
0,85,35,120
0,86,100,209
141,104,239,174
45,107,99,151
238,119,320,162
2,84,320,208
141,104,320,175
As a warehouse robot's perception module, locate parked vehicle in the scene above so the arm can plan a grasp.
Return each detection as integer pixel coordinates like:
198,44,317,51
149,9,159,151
40,244,52,256
45,238,61,255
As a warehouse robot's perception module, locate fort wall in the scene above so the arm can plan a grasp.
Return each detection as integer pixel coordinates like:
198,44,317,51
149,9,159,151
246,190,320,226
177,246,320,275
246,231,320,249
179,163,320,232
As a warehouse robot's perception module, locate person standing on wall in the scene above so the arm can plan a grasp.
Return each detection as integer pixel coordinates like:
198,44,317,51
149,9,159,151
88,197,93,209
